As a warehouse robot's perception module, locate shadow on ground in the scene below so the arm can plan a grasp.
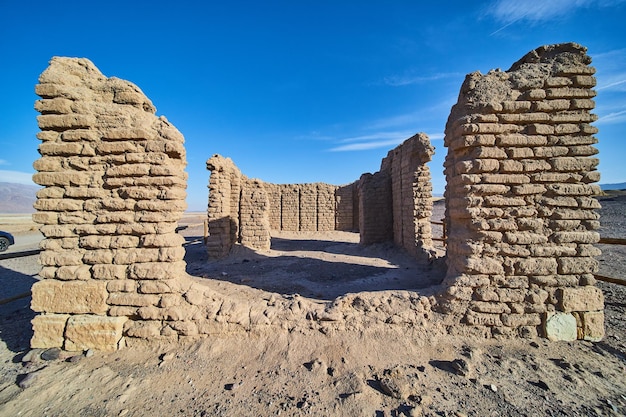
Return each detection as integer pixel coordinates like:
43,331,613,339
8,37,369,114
0,266,36,353
183,234,446,300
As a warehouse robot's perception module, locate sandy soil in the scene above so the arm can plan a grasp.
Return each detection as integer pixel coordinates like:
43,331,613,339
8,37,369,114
0,198,625,417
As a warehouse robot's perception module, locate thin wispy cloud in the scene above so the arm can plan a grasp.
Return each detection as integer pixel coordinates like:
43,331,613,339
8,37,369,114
328,131,444,152
486,0,626,34
597,78,626,91
596,109,626,125
0,159,7,166
382,72,463,87
593,49,626,92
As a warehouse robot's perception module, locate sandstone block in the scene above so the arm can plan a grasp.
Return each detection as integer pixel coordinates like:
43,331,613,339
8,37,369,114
581,311,604,342
513,258,558,275
107,292,160,307
138,280,173,294
465,311,502,327
55,265,91,280
558,286,603,312
137,306,166,320
558,257,598,274
552,231,599,244
31,314,70,349
549,157,599,172
39,250,84,267
61,129,101,142
130,261,186,279
465,256,504,275
64,315,127,351
31,280,108,315
124,321,162,339
37,114,95,130
140,233,185,248
168,321,198,336
32,212,59,225
106,280,137,292
102,128,153,140
82,249,114,265
470,301,510,314
501,313,541,327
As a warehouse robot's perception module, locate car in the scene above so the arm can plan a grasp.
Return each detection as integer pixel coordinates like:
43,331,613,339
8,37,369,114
0,231,15,252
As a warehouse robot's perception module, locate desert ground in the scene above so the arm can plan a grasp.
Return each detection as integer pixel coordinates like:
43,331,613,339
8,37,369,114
0,196,624,416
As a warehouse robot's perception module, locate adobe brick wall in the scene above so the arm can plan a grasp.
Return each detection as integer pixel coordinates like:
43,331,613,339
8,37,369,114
206,154,271,258
206,133,435,258
440,43,604,340
31,57,188,350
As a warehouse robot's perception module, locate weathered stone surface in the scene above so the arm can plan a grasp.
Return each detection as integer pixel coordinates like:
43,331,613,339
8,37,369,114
558,286,604,312
31,280,108,314
32,56,188,350
441,43,603,336
64,315,127,351
581,311,604,342
31,314,70,349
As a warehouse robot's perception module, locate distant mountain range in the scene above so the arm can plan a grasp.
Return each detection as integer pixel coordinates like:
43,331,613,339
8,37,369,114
0,182,39,213
0,180,624,214
600,182,626,191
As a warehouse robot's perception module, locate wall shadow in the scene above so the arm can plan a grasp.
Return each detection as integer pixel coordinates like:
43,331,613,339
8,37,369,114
184,234,446,301
0,265,36,353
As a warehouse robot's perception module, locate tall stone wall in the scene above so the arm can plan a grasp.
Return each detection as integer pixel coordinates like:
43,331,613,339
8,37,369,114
206,154,271,258
31,57,188,350
273,183,339,232
335,183,358,231
358,171,393,244
381,133,435,258
440,43,604,340
359,134,435,258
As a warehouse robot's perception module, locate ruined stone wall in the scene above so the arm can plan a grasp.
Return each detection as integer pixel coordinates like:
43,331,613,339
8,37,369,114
206,155,271,258
381,133,435,258
357,171,393,244
359,134,435,257
239,179,271,249
335,183,358,231
207,133,435,258
31,57,188,350
206,155,241,258
271,183,339,232
441,43,604,340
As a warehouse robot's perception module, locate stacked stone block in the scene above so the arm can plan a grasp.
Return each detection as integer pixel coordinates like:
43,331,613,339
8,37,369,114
358,172,393,244
317,184,337,231
280,184,300,231
299,184,318,231
32,57,188,350
335,183,358,231
206,155,270,257
239,179,271,250
441,43,604,340
380,133,435,258
266,183,281,230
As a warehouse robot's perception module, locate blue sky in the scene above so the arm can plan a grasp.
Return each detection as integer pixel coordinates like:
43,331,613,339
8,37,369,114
1,0,625,211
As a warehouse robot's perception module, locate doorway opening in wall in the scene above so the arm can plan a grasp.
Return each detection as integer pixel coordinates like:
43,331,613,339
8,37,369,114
178,203,447,302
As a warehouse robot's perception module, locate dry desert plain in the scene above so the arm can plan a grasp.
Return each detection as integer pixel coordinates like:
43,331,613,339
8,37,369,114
0,195,624,416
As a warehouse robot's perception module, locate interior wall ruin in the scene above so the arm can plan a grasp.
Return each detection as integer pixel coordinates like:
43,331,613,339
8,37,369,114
205,132,436,259
440,43,604,340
